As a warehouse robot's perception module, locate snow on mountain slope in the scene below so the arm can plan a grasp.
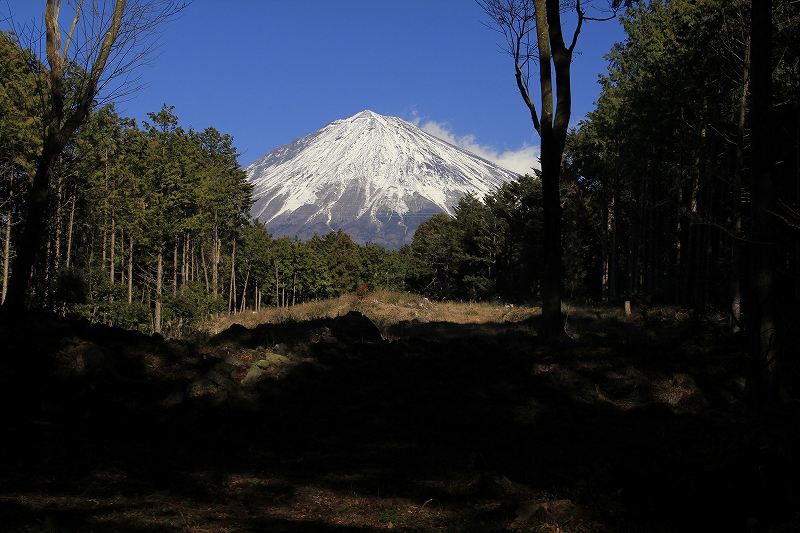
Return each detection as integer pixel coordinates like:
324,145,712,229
245,110,519,248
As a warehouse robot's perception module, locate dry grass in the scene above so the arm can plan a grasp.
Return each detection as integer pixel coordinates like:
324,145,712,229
200,290,542,336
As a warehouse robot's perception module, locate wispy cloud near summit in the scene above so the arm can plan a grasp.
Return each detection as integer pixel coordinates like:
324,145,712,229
410,114,539,176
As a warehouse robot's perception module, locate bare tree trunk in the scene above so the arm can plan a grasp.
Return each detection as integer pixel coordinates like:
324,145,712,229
120,226,125,286
43,230,52,302
275,260,279,308
2,209,11,305
601,187,609,300
110,214,115,285
172,240,178,295
181,232,187,287
190,239,195,283
212,226,219,296
292,271,296,307
609,190,618,300
228,239,236,314
730,35,750,333
200,243,209,293
102,226,107,274
240,267,250,313
87,233,94,294
65,193,75,269
53,171,63,274
127,237,133,304
154,251,163,334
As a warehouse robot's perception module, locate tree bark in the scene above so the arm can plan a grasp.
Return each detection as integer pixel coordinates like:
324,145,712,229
240,267,250,313
65,193,75,269
200,243,210,293
127,236,133,304
2,209,11,305
120,227,125,286
110,214,115,285
181,232,187,287
172,240,178,294
730,35,750,333
212,226,219,296
275,260,279,308
228,239,236,314
102,226,107,274
53,170,63,275
154,251,163,334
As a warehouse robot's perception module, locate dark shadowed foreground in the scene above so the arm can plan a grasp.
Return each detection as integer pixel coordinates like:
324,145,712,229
0,308,798,532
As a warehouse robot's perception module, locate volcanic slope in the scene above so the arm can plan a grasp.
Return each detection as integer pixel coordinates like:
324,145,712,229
246,110,520,248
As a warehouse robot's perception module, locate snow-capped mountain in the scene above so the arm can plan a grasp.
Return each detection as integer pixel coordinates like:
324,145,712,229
245,110,519,248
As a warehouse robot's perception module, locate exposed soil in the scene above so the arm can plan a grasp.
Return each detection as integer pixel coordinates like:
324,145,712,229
0,305,798,532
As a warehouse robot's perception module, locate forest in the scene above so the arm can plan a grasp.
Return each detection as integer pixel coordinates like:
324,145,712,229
6,0,798,338
1,0,799,531
0,38,410,336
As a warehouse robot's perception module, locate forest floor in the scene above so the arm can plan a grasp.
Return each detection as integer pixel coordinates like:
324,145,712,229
1,293,799,532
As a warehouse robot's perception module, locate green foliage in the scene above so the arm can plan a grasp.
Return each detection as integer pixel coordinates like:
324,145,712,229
0,31,41,173
162,283,225,336
360,243,407,291
564,0,800,309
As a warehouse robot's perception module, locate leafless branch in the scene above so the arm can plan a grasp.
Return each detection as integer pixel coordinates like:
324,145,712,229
477,0,543,134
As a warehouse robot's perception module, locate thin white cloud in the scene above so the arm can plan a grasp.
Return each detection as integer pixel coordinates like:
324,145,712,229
410,114,540,176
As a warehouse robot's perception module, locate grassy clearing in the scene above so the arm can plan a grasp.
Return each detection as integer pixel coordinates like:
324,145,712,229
201,290,542,336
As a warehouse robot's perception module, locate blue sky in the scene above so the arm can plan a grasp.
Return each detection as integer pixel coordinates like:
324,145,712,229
3,1,626,172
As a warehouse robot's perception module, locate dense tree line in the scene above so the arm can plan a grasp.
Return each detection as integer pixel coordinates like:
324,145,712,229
0,32,407,335
404,172,595,303
565,0,799,401
413,0,799,312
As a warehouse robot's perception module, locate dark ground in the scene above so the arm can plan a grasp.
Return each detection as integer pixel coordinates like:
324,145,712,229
0,308,798,532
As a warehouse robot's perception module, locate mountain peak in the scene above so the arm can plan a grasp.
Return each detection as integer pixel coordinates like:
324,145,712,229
246,111,518,248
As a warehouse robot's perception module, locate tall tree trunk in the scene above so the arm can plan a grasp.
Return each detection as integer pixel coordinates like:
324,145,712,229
3,139,58,312
228,239,236,314
120,226,125,285
747,0,778,406
43,229,52,302
53,171,63,275
109,214,115,285
609,182,618,301
190,239,195,283
181,232,187,287
172,240,178,295
65,193,75,269
240,267,250,313
730,35,750,333
200,243,210,293
127,237,133,304
275,260,279,308
2,209,11,305
212,226,219,296
601,186,610,301
154,251,163,334
102,226,107,275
